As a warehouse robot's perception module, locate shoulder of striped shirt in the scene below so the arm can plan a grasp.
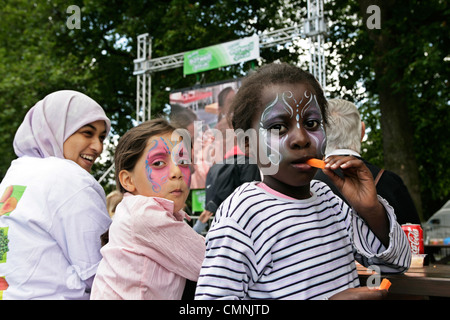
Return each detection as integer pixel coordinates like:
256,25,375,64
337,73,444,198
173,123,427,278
215,180,345,226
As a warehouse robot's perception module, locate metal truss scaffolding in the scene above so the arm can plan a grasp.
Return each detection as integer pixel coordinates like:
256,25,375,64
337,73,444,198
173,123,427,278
305,0,327,89
133,0,327,123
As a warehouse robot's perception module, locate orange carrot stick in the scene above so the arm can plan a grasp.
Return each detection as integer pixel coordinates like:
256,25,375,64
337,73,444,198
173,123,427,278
378,278,391,291
306,158,326,169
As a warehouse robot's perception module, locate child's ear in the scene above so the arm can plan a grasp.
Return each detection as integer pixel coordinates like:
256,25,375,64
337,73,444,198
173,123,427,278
118,169,136,193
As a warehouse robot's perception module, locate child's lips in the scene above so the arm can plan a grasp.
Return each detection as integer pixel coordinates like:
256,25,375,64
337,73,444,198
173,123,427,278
290,157,316,170
170,189,184,196
291,162,313,170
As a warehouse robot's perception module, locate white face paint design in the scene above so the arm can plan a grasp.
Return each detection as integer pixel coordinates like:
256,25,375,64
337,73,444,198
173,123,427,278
259,94,282,165
259,90,326,165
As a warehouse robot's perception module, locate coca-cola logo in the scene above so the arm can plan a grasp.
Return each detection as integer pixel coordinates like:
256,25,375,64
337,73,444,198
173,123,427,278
406,228,420,254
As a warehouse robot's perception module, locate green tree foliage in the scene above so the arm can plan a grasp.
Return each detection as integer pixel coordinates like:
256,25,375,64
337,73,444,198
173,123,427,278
1,0,448,220
0,0,306,181
326,0,450,220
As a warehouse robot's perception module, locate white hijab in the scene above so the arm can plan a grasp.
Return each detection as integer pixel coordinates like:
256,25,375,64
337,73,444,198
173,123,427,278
13,90,111,159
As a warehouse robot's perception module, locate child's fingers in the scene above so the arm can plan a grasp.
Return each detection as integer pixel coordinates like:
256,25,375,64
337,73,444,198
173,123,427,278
321,166,345,189
323,156,371,191
325,156,362,170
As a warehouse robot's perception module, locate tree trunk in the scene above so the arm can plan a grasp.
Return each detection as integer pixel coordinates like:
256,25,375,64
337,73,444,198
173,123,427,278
359,0,424,220
377,82,423,221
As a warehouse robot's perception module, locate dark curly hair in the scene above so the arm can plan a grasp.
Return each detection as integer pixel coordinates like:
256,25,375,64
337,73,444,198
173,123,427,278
230,62,328,132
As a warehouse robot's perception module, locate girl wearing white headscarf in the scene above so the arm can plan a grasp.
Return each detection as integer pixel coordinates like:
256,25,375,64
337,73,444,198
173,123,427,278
0,90,112,299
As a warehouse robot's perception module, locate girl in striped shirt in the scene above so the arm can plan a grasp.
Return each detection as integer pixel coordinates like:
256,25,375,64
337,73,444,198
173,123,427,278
194,63,411,300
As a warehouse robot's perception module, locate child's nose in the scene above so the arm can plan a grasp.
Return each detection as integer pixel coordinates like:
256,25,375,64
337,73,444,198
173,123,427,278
168,161,183,180
288,127,311,149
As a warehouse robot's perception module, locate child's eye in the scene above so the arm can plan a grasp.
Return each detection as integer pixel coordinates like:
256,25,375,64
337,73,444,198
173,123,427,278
151,160,166,168
268,123,288,135
177,159,190,166
174,153,191,166
304,120,321,130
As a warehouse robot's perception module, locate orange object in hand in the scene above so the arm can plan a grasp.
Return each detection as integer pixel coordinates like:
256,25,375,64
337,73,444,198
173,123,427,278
378,278,391,291
306,158,326,169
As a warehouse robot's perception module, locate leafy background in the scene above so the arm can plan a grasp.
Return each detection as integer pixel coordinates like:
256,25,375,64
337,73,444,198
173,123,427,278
0,0,448,221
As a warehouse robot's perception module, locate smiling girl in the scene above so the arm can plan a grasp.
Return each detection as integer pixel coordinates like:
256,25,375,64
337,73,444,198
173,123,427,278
91,119,205,300
194,63,411,300
63,121,107,172
0,90,111,299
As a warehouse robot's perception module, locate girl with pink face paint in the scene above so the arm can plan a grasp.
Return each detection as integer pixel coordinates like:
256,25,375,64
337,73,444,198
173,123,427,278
91,119,205,300
195,63,410,300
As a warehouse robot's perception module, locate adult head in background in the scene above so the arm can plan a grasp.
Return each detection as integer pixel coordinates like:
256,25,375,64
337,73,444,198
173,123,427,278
169,104,197,139
0,90,112,299
169,104,216,189
203,86,260,230
215,87,238,157
216,87,235,125
314,98,420,224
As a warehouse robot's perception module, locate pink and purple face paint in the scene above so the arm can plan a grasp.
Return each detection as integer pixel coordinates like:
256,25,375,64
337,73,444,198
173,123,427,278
144,137,191,193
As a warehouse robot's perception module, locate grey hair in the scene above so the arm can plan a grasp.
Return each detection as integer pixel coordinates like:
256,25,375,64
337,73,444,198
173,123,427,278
325,99,362,154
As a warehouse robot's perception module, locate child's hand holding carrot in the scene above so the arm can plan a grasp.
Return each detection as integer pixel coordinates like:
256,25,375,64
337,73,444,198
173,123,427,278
322,155,390,247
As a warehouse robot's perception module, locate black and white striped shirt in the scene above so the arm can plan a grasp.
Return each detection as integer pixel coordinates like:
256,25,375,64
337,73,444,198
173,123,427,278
195,180,411,300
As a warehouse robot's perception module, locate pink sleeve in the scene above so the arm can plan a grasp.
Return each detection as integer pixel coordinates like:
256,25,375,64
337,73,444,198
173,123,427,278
130,197,206,281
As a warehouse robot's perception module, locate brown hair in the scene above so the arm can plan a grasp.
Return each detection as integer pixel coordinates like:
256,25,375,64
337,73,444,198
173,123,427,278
218,87,234,108
230,62,328,131
169,104,197,129
114,118,176,193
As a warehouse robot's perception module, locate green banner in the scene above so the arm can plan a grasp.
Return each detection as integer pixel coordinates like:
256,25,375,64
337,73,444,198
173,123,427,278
183,35,260,75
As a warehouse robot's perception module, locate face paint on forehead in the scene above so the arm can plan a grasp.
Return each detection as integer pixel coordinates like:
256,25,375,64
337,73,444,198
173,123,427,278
145,137,171,161
260,93,290,125
282,90,320,129
260,90,321,122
